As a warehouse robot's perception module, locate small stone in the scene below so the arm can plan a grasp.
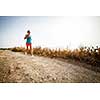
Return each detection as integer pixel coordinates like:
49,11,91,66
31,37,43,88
52,77,57,81
16,66,20,70
47,75,50,79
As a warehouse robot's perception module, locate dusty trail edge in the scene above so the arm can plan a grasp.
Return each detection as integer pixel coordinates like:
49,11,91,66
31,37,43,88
0,50,100,83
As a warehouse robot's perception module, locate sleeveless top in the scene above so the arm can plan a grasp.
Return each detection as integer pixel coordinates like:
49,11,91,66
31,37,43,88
26,36,32,43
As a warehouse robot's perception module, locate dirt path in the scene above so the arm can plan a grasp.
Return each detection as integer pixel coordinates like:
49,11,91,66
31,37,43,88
0,50,100,83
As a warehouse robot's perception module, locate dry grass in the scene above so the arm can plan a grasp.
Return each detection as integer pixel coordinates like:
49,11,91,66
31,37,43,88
3,46,100,67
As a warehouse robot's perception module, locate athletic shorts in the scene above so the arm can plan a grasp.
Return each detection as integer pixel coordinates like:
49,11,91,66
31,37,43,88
26,43,32,46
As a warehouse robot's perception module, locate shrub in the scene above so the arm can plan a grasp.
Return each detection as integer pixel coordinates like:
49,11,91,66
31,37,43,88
10,46,100,67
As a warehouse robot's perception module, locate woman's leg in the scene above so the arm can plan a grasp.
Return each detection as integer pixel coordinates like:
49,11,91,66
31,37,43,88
25,44,28,55
30,44,33,55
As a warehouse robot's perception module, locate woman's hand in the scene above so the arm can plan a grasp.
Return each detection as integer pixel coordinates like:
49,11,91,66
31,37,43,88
24,34,28,39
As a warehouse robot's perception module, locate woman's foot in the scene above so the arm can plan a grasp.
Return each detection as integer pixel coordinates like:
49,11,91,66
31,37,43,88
31,54,33,57
25,52,27,55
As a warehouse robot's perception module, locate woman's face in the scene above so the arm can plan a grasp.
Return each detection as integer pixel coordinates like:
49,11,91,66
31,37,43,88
27,32,30,35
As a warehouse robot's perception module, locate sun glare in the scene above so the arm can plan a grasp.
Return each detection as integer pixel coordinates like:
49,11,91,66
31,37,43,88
44,17,95,49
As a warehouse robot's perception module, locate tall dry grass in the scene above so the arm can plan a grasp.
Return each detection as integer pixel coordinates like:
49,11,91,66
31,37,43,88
9,46,100,67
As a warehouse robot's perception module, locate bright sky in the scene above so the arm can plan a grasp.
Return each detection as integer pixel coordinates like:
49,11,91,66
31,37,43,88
0,16,100,49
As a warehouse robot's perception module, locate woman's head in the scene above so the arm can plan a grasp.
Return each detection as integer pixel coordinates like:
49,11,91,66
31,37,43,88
27,30,31,35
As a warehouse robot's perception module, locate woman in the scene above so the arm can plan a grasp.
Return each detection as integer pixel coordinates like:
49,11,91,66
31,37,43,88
24,30,33,55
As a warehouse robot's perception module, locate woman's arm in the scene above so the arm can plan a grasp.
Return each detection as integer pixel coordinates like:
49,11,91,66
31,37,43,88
24,34,29,39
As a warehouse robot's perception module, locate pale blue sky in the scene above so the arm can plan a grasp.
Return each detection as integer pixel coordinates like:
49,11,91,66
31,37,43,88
0,16,100,49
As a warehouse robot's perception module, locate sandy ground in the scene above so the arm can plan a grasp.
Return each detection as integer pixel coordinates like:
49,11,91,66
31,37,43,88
0,50,100,83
